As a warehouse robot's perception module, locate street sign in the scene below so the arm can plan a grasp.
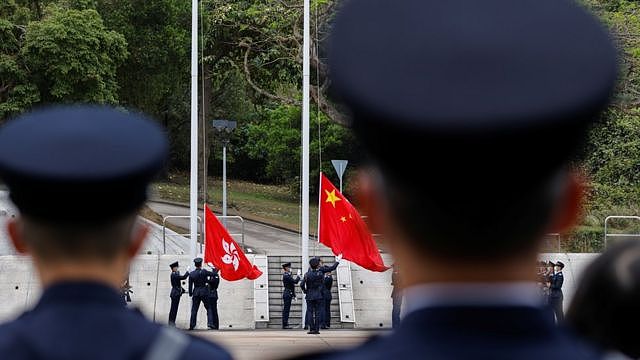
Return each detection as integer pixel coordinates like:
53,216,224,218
331,160,348,192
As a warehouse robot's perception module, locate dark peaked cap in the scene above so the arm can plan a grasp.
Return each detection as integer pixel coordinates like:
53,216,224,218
0,106,168,223
329,0,617,189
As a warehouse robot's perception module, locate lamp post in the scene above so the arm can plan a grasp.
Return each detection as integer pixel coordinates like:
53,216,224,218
212,120,237,218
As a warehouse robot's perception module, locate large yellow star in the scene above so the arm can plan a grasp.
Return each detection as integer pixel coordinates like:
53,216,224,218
325,189,342,208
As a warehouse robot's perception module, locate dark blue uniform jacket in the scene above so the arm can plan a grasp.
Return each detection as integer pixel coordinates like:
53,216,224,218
0,282,231,360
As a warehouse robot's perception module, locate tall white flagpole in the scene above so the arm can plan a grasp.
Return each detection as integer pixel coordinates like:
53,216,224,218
301,0,311,325
189,0,199,258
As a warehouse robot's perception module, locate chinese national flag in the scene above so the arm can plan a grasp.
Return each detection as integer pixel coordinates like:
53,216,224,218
319,173,388,272
203,205,263,281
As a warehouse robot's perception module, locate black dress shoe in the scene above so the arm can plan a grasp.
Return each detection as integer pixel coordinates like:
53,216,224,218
282,326,292,329
188,327,195,331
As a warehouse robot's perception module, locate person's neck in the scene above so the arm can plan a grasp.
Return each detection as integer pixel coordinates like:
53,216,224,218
400,253,538,289
34,259,127,290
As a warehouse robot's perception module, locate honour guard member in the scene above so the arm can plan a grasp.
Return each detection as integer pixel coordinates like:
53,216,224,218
0,106,231,359
282,262,300,329
301,258,325,334
549,261,565,322
321,271,334,329
206,264,220,330
188,257,217,330
290,0,617,358
169,261,189,326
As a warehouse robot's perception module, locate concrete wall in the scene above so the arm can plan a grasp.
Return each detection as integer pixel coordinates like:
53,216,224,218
0,254,257,329
0,253,601,329
350,254,394,329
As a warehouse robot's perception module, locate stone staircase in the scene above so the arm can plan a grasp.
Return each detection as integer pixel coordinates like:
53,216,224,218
264,255,343,329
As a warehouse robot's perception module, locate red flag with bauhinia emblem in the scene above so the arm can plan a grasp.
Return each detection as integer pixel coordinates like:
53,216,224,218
319,173,388,272
204,205,262,281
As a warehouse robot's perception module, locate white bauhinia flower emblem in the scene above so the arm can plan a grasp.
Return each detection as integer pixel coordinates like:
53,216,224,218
221,238,240,271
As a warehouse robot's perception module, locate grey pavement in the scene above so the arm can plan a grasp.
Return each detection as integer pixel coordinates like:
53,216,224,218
195,330,379,360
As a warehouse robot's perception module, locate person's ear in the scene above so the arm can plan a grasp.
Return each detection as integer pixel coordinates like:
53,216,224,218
548,172,584,234
7,218,29,255
356,170,387,235
127,222,149,258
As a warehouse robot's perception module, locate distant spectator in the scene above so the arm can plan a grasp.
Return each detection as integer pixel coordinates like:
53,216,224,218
567,240,640,359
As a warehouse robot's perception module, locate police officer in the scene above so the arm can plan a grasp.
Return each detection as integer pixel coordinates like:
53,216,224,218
549,261,565,322
321,271,333,329
206,264,220,330
290,0,616,357
168,261,189,327
302,256,341,331
0,106,231,359
300,258,325,334
188,257,216,330
390,265,402,329
281,262,300,329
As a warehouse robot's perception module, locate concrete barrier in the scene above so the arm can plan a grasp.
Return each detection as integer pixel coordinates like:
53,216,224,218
350,254,394,329
0,253,602,329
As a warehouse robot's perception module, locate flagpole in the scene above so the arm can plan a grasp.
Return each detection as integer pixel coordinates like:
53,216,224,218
317,172,322,244
301,0,311,327
189,0,199,259
202,204,206,261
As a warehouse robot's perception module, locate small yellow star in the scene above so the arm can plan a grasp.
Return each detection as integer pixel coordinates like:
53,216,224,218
325,189,342,208
340,216,347,222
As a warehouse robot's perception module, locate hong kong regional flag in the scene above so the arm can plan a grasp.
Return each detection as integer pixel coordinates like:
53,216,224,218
319,173,388,272
204,205,263,281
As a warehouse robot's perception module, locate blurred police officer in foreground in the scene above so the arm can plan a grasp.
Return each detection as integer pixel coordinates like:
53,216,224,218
0,106,231,359
206,264,220,330
549,261,565,322
293,0,617,358
281,262,300,329
169,261,189,327
567,240,640,359
188,257,217,330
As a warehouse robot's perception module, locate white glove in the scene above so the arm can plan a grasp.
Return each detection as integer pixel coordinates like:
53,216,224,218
207,262,214,268
336,254,343,262
186,266,191,272
296,269,301,276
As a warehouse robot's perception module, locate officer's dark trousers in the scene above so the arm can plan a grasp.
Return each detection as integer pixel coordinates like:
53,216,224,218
549,297,564,322
207,298,219,329
322,297,331,327
168,295,180,326
392,294,402,329
307,299,321,332
190,294,209,329
282,292,293,328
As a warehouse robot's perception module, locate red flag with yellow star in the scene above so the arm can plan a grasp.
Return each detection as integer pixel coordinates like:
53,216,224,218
318,173,388,272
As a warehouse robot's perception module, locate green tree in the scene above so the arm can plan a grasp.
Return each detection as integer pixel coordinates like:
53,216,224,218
22,5,128,103
0,3,40,121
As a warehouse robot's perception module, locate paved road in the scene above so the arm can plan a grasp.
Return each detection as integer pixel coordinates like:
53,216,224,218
0,194,332,256
147,201,332,256
195,330,378,360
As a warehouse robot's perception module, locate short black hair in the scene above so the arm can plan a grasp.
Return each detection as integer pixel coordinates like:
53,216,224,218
567,240,640,358
21,214,137,262
378,166,566,260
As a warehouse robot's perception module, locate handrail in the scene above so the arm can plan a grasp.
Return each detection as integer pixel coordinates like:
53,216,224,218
604,216,640,249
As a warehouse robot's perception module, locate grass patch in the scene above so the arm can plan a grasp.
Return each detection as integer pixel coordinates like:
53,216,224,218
152,174,318,233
